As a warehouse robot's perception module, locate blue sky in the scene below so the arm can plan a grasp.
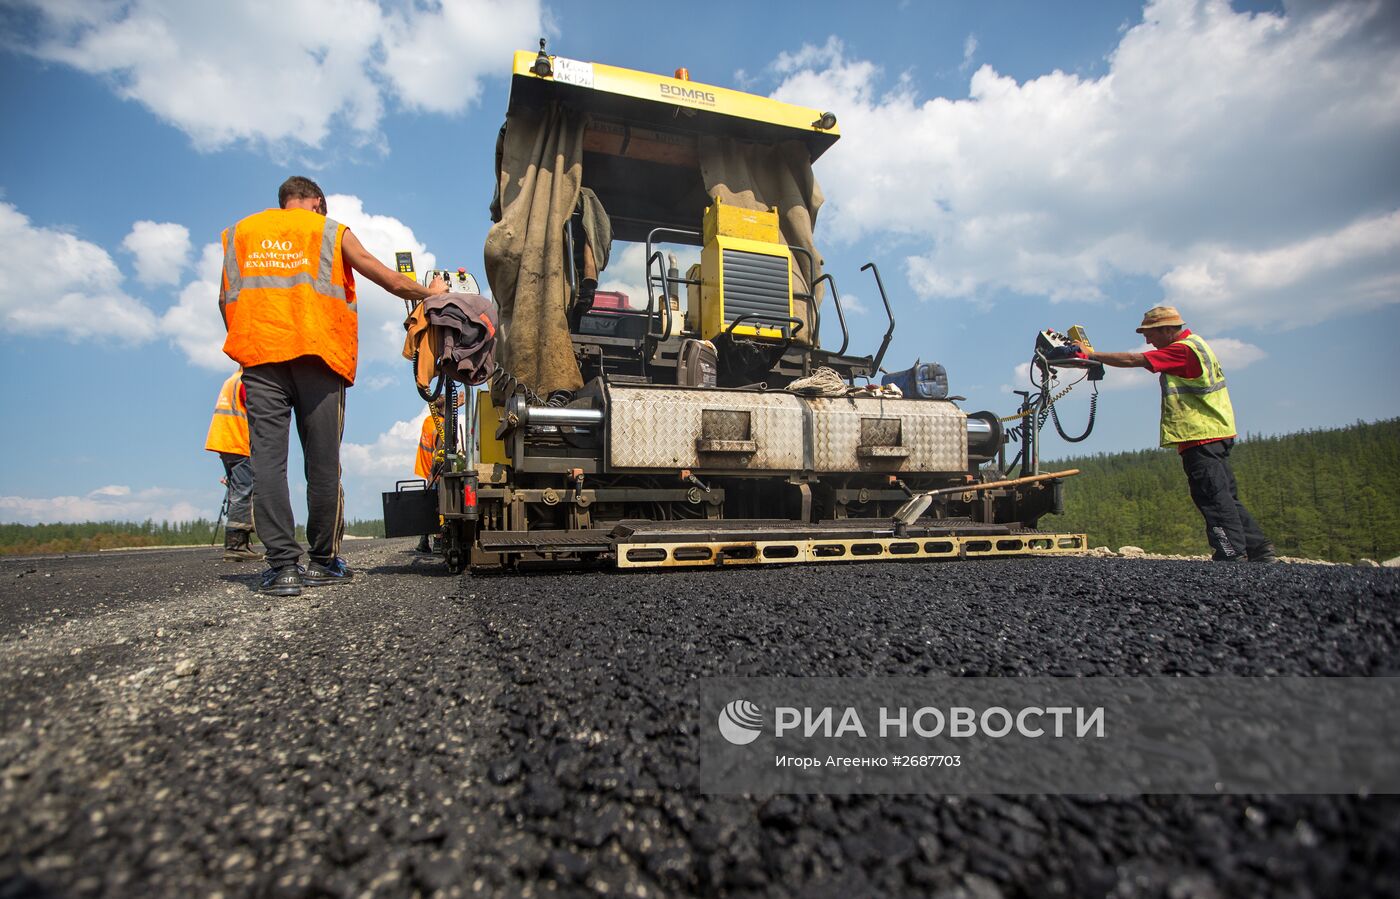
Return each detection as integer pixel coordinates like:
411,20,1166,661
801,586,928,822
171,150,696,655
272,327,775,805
1,0,1397,525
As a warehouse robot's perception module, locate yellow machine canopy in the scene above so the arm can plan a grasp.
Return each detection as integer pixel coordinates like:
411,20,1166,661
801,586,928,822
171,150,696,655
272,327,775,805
505,49,838,242
485,49,838,394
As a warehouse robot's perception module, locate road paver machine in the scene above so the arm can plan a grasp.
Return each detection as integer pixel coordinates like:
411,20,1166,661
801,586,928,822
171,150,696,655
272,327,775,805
386,45,1091,573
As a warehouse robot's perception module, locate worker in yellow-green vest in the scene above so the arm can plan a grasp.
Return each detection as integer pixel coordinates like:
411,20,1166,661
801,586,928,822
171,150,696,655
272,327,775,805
1076,305,1276,563
204,368,262,561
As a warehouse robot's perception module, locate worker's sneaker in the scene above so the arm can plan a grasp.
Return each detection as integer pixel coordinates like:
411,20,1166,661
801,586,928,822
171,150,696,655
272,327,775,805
304,557,354,586
260,565,304,597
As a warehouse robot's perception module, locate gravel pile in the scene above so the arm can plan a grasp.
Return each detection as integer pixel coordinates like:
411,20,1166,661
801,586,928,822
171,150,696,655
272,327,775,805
2,542,1398,897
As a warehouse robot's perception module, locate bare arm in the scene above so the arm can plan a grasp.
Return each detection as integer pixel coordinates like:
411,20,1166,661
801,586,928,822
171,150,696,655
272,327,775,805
1074,342,1149,369
341,229,448,301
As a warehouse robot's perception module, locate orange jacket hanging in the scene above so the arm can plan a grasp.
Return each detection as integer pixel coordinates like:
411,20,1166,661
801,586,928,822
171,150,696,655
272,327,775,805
220,208,359,383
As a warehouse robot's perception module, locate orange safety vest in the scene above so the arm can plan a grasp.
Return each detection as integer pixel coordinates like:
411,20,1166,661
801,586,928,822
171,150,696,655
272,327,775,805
415,414,440,480
204,371,250,456
220,208,359,383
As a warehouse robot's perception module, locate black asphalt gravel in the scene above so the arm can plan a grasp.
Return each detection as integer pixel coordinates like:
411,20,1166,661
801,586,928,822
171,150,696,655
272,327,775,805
2,540,1398,898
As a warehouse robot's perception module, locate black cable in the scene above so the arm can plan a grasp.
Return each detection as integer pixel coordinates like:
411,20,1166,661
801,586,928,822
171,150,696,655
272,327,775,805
1049,381,1097,442
487,362,544,405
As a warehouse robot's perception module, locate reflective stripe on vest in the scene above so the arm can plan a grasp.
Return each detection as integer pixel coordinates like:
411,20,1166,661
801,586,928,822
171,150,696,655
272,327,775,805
220,208,360,384
205,372,250,455
221,218,354,310
1162,335,1225,397
1158,335,1236,446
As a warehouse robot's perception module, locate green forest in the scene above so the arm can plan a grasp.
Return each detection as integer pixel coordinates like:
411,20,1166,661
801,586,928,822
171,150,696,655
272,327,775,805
0,519,384,557
2,420,1396,562
1047,418,1400,563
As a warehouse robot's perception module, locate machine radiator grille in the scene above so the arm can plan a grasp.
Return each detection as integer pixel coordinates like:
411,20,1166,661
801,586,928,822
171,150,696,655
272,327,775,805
721,249,790,334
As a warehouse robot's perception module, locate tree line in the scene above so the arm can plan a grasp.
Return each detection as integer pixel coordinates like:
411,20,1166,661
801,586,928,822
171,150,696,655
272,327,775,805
1046,418,1400,563
2,420,1396,561
0,518,385,557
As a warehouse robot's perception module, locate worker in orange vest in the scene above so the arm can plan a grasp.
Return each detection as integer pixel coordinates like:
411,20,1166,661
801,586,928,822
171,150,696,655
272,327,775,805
413,393,466,553
220,175,447,597
204,367,261,561
413,398,444,554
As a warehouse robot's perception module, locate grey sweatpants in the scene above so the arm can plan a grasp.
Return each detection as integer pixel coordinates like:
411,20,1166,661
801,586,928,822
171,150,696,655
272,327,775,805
243,356,346,569
218,452,255,531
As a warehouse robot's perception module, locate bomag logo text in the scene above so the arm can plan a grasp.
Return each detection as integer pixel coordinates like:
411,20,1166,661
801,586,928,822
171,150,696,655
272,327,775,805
660,83,716,105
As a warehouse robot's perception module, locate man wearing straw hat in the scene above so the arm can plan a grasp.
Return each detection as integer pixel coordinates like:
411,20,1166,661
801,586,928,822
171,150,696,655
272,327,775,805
1076,305,1277,563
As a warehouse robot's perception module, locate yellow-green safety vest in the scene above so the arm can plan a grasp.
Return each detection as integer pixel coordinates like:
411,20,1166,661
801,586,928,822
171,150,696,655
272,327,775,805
1159,334,1236,446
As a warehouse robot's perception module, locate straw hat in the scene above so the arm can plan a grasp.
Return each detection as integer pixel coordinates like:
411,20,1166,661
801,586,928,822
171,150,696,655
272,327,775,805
1136,305,1185,333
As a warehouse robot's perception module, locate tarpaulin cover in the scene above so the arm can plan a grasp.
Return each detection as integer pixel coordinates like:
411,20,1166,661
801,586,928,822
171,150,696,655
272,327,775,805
484,102,587,395
484,103,829,389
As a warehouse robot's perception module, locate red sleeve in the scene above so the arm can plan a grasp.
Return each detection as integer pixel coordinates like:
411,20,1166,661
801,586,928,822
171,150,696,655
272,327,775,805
238,383,247,405
1142,343,1202,378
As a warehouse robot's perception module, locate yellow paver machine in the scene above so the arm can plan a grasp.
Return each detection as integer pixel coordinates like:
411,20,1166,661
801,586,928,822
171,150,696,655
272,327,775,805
390,44,1094,573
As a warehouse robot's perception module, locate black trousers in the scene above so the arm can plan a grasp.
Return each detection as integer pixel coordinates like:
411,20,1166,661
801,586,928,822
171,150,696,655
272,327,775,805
1180,439,1270,561
243,357,346,570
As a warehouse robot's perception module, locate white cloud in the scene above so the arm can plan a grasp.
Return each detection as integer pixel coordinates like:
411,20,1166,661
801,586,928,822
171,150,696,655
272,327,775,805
361,374,398,391
121,220,191,286
960,34,978,72
1162,211,1400,329
325,194,438,369
342,410,430,479
1208,337,1266,371
0,202,159,342
161,242,229,370
767,0,1400,330
378,0,542,115
834,291,868,316
0,485,213,525
14,0,542,153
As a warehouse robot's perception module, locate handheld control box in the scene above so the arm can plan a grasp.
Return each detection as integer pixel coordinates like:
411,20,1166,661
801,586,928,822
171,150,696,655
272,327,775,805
425,268,481,294
1036,327,1104,380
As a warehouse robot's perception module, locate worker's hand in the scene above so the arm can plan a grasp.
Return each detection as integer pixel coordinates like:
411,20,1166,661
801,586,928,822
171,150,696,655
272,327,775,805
1071,340,1092,356
428,274,449,295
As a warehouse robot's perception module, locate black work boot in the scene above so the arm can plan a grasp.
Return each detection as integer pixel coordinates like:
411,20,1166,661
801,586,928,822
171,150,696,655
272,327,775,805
415,534,432,553
260,565,304,597
1249,544,1280,563
224,529,263,562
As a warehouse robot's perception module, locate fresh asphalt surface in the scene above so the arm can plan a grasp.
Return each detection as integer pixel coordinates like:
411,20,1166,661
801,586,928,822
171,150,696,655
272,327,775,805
1,539,1398,898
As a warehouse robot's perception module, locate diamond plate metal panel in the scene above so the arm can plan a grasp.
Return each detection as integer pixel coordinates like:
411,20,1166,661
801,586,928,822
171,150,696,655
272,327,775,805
808,397,967,472
608,387,805,470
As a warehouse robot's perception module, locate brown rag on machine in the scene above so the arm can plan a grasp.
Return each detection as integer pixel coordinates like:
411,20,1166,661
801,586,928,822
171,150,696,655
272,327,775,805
698,136,826,344
576,187,612,288
402,293,499,389
483,102,587,396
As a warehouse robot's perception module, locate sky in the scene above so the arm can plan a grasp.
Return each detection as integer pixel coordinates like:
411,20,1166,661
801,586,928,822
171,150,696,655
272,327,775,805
0,0,1397,525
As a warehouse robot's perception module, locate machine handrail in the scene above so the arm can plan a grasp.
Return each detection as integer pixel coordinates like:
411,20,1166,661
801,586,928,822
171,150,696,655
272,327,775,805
810,273,849,356
860,261,897,374
643,227,703,344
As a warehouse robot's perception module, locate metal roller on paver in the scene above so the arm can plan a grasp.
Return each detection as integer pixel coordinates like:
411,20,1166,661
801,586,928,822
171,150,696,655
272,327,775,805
385,43,1105,573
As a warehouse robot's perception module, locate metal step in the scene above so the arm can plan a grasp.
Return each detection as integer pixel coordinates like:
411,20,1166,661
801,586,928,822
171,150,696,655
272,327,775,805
477,529,614,554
